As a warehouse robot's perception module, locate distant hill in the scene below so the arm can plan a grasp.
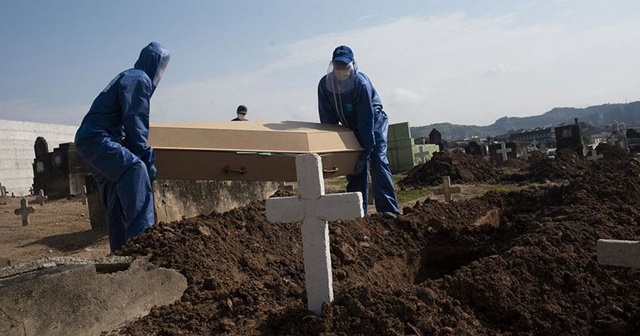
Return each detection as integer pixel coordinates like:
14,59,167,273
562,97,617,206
411,101,640,141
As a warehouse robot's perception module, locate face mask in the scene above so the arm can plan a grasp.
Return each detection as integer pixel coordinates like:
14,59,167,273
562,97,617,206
335,68,351,81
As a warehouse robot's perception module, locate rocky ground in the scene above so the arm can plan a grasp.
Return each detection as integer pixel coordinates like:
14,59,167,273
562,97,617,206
101,143,640,335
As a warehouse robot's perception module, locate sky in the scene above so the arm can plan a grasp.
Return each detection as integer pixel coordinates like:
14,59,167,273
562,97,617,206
1,0,640,128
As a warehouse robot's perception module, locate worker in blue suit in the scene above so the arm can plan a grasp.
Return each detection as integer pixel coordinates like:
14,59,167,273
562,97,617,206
317,45,400,219
75,42,170,252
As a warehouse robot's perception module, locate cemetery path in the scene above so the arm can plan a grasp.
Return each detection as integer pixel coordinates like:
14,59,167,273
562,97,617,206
0,195,109,265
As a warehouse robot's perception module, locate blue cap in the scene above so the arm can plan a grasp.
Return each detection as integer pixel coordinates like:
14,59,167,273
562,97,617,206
332,45,354,64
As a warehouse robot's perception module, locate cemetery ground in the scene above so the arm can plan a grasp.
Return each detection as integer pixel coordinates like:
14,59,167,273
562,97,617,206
2,144,640,335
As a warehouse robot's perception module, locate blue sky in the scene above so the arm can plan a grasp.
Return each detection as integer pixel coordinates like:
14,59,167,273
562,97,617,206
1,0,639,127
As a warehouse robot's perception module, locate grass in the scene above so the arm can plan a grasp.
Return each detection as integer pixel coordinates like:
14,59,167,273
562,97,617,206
325,174,429,205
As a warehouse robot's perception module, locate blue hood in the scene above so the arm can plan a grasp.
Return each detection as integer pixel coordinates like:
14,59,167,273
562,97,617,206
134,42,171,91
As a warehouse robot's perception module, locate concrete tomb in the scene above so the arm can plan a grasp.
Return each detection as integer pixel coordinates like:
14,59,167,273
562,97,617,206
555,118,586,156
148,121,363,182
0,257,187,336
32,139,87,199
266,154,363,314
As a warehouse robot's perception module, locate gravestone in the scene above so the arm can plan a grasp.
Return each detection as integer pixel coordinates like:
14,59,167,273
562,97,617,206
433,176,461,203
32,137,49,194
488,142,516,164
597,239,640,268
429,128,444,151
14,198,35,226
555,118,585,156
33,189,48,206
414,146,431,164
0,183,6,197
464,141,486,156
80,186,87,205
266,154,363,314
586,149,603,161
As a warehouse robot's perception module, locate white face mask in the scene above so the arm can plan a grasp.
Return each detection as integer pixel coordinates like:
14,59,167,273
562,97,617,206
335,68,351,81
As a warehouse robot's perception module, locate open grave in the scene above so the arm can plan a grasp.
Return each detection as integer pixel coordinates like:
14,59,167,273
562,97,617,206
96,143,640,335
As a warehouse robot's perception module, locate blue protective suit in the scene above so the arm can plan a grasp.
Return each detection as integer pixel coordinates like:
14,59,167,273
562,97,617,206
75,42,170,252
318,67,400,215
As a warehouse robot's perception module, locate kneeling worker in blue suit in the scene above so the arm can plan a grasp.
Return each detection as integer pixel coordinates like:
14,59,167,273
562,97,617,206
75,42,171,252
317,45,400,219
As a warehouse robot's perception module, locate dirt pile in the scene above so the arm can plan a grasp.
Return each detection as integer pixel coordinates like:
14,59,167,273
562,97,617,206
108,147,640,335
400,150,502,187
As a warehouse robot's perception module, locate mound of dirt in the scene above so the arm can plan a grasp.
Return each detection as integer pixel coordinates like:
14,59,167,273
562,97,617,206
108,148,640,335
525,148,592,182
400,150,502,187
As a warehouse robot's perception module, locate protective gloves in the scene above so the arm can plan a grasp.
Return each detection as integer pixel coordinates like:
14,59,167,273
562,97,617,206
148,164,158,182
353,150,370,176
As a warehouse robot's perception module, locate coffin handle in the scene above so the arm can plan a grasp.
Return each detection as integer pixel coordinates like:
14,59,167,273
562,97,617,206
223,166,248,174
322,166,339,174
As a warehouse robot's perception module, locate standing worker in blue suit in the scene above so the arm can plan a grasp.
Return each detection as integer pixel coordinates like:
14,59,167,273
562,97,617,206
317,45,400,219
75,42,171,252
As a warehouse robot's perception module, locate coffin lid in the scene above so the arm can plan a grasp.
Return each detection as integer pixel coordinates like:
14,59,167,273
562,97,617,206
149,120,363,153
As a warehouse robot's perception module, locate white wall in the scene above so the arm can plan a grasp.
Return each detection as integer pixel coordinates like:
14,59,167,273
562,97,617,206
0,119,77,196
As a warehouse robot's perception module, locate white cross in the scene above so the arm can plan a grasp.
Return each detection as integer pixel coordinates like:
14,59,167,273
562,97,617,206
608,135,619,146
586,149,603,161
521,150,530,160
433,175,461,203
496,142,512,162
266,154,363,314
414,146,430,164
597,239,640,268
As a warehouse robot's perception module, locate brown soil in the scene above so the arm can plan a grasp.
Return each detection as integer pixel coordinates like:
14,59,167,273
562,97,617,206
3,147,640,335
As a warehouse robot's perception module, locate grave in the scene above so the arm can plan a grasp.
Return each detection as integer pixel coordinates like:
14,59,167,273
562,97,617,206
433,175,461,203
586,149,603,161
464,141,487,156
32,139,87,199
555,118,586,156
0,257,187,336
14,198,35,226
0,183,6,196
488,142,516,164
387,122,439,172
29,189,48,206
266,154,363,314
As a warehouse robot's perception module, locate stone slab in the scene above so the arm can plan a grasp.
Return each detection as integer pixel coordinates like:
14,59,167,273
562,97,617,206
597,239,640,268
0,257,187,336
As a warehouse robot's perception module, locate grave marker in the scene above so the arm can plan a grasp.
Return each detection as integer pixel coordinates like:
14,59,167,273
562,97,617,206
433,175,461,203
496,142,512,162
586,149,603,161
415,146,431,164
30,189,48,206
266,154,363,314
597,239,640,268
14,198,35,226
0,183,6,196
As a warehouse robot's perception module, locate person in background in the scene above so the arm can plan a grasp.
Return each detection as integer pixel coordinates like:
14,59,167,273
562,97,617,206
317,45,400,219
75,42,171,252
231,105,248,121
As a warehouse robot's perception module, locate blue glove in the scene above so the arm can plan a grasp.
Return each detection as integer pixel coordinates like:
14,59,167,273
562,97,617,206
353,158,368,176
148,164,158,182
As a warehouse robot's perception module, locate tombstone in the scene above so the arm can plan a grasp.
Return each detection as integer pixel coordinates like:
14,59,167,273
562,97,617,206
33,189,48,206
85,174,107,230
627,128,640,154
488,142,516,164
32,137,50,194
0,183,6,197
433,176,461,203
266,154,363,314
414,146,431,164
464,141,487,156
597,239,640,268
555,118,585,156
14,198,35,226
80,186,87,205
428,128,444,151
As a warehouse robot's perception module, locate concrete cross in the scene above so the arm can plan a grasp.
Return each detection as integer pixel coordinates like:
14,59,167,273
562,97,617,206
597,239,640,268
586,149,603,161
433,175,461,203
608,135,619,146
81,186,87,205
520,150,530,160
414,146,431,164
266,154,364,314
496,142,512,162
14,198,35,226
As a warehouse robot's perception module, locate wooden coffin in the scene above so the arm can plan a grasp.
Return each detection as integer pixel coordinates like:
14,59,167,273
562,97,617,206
148,121,363,181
